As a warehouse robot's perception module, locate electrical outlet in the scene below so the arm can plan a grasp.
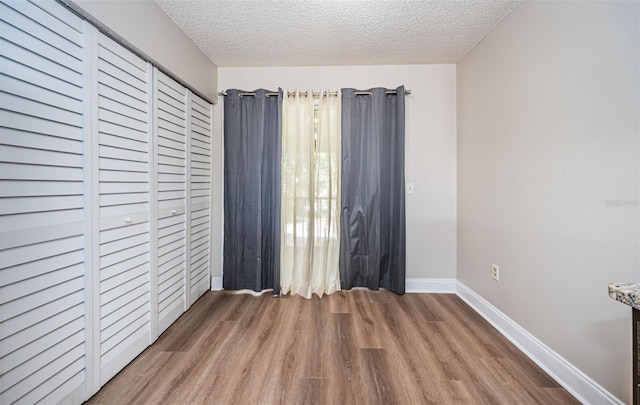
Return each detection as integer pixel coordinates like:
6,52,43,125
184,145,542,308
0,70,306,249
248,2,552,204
407,182,414,194
491,264,500,281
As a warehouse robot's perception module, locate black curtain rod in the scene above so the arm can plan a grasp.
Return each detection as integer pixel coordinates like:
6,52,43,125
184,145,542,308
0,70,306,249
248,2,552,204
217,89,412,97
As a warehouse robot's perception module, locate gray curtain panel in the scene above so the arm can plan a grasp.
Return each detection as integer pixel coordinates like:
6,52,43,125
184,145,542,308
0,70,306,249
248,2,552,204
340,86,406,294
223,89,282,293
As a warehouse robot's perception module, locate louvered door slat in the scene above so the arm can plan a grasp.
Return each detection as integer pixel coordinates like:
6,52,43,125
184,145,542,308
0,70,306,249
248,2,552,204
98,67,147,104
0,39,81,85
158,98,186,121
1,73,81,110
187,92,212,305
2,279,84,328
1,56,83,100
4,0,82,43
1,127,83,153
100,271,148,306
154,68,187,334
96,32,152,387
0,1,87,404
0,20,83,73
0,109,83,140
2,317,83,374
1,4,81,55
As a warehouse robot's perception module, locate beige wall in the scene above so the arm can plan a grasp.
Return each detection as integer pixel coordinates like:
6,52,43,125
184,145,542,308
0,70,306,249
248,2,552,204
457,2,639,402
212,65,457,282
69,0,218,102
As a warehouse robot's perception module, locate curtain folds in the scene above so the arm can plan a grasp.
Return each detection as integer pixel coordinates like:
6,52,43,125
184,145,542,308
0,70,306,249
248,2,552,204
340,86,406,294
223,86,406,297
280,90,342,298
223,89,282,293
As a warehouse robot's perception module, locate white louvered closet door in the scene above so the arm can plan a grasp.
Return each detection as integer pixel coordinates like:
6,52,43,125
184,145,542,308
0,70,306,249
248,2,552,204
0,1,88,404
154,68,188,334
96,33,153,385
188,93,213,305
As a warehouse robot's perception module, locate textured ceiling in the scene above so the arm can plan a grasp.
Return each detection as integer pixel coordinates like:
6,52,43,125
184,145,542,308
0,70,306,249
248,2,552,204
155,0,521,67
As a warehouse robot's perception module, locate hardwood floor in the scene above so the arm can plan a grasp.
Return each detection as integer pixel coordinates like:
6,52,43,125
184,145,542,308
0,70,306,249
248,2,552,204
86,290,579,404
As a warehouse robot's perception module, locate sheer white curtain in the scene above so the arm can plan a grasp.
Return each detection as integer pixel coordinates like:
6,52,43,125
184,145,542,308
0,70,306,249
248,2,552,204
280,90,341,298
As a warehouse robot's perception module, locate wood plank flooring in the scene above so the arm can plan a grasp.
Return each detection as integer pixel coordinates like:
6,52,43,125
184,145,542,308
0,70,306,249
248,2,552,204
86,290,579,404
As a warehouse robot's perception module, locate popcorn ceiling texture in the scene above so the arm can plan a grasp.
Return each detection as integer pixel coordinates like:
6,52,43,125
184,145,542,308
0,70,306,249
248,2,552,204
154,0,521,67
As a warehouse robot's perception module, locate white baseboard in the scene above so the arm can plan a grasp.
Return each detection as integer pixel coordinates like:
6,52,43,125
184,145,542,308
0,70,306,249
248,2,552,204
405,278,457,293
211,276,223,291
455,281,622,405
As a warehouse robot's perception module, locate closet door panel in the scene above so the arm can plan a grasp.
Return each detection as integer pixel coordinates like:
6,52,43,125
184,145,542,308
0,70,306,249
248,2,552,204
96,33,152,386
188,93,212,304
0,1,87,404
154,69,187,334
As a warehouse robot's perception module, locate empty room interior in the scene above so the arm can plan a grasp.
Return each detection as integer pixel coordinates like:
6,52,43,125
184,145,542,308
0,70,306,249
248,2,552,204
0,0,639,404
